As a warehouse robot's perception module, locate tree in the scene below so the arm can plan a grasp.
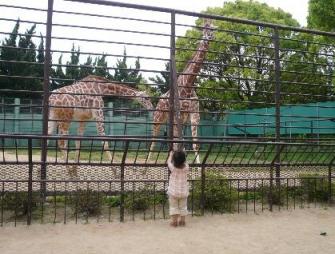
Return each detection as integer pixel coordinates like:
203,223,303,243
79,55,94,78
36,33,45,79
149,62,170,95
308,0,335,31
306,0,335,101
112,47,142,88
174,0,332,113
94,54,110,78
51,54,66,90
0,20,42,95
65,44,81,83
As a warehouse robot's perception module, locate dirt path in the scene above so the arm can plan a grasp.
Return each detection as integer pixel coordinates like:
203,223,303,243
1,208,334,254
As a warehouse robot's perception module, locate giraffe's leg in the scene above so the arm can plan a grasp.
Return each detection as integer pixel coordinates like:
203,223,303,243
58,122,76,177
92,109,116,176
190,112,201,164
47,109,57,147
148,123,162,161
72,121,86,177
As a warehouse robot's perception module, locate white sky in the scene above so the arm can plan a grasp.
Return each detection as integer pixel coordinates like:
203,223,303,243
0,0,309,78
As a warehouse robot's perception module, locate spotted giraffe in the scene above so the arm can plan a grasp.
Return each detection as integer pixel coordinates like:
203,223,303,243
148,19,214,163
48,75,153,177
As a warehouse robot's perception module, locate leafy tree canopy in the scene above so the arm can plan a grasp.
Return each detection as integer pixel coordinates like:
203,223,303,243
174,0,333,115
308,0,335,31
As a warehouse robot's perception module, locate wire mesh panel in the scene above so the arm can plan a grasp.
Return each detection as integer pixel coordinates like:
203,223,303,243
0,0,334,225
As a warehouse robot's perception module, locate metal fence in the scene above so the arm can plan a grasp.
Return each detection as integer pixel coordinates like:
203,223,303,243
0,0,335,225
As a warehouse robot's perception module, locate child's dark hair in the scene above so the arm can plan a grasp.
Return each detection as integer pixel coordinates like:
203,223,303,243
172,151,186,168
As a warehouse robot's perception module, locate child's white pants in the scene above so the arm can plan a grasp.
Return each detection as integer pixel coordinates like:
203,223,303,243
169,196,188,216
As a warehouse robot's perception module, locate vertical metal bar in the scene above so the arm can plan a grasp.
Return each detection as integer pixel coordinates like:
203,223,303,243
229,180,232,213
15,182,18,227
0,182,3,227
14,139,18,163
134,142,141,163
273,27,281,184
27,138,33,226
153,183,156,220
314,178,317,208
132,182,135,221
120,141,129,222
286,178,289,210
245,179,248,213
75,183,78,224
200,144,213,216
1,138,5,163
108,182,112,222
85,182,89,224
168,11,182,151
41,0,54,198
212,143,224,165
293,178,296,209
97,182,100,223
163,181,166,219
190,181,194,217
168,11,176,150
237,180,240,213
328,156,335,203
64,182,67,224
253,180,256,213
89,139,94,163
278,179,281,211
200,167,205,216
269,166,273,212
53,182,57,223
329,165,332,203
261,180,264,212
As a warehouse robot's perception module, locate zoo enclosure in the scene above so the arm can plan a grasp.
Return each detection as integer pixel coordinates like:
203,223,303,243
0,0,334,225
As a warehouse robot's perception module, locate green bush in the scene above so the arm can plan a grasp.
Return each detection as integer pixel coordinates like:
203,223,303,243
299,174,333,202
104,195,121,207
68,190,103,216
124,189,167,212
261,184,287,206
192,173,238,212
2,192,40,216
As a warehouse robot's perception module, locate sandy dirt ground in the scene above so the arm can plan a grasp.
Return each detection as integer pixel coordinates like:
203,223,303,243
0,208,335,254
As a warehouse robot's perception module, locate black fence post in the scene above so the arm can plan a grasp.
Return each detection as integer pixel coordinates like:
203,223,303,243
329,156,335,203
41,0,54,197
269,166,273,212
27,138,33,226
169,11,183,152
200,144,213,216
120,140,129,222
273,27,281,186
328,165,332,203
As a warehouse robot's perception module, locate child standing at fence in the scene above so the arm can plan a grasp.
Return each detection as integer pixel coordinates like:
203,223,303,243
167,150,189,227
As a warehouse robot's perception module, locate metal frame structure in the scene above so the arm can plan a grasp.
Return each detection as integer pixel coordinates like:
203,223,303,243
0,0,334,225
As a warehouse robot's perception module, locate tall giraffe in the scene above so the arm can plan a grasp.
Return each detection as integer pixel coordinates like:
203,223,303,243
48,75,153,176
149,19,214,163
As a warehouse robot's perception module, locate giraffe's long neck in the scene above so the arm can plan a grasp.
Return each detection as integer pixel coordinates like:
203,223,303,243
178,40,210,97
81,75,137,97
99,83,137,98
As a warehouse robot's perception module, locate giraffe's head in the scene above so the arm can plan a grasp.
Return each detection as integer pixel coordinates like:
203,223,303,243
202,19,215,42
134,91,154,110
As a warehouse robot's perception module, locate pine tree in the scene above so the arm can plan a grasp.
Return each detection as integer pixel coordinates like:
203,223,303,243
0,20,42,95
65,44,80,82
51,54,66,89
94,54,110,78
112,47,142,88
79,55,94,78
36,33,45,78
149,62,170,95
